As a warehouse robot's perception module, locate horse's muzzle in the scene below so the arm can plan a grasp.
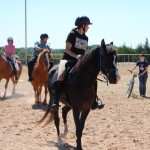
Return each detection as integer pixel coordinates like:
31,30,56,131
108,70,121,84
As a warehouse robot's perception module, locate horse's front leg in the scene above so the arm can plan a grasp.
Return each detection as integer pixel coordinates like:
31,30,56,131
34,88,39,104
2,79,9,99
61,105,71,138
72,108,83,150
11,77,17,94
53,111,64,148
80,109,90,134
43,84,48,105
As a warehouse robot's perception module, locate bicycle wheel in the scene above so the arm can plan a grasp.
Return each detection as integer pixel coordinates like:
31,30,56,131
127,81,134,98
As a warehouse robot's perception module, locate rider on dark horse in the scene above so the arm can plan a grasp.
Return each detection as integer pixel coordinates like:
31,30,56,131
27,33,54,82
4,37,18,80
51,16,103,111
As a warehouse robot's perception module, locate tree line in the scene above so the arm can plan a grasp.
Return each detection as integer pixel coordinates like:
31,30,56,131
0,38,149,63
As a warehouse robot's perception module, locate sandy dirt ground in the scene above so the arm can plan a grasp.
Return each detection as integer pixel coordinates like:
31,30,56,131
0,64,150,150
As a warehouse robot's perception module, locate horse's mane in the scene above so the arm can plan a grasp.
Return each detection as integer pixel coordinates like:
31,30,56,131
34,49,50,69
76,46,100,71
75,44,117,71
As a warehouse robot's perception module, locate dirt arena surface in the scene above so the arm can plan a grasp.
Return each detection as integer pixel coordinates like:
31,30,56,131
0,64,150,150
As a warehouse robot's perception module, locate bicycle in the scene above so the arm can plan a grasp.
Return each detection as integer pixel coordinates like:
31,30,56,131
126,70,138,98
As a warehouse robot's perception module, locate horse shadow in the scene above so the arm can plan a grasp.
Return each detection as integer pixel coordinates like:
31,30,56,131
32,102,48,111
38,140,75,150
130,93,150,100
0,93,24,101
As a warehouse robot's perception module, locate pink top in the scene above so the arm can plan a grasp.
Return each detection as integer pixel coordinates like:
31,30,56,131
5,44,15,55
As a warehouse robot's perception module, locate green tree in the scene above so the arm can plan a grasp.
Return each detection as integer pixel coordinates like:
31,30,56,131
143,38,150,53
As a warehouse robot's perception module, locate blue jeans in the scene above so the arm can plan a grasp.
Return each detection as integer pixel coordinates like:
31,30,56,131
139,74,148,96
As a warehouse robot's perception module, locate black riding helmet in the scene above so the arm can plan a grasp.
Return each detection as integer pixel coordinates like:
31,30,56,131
40,33,49,40
7,37,13,42
75,16,92,27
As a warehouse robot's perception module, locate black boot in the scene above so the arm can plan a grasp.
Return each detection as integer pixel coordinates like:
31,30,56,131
91,81,104,110
51,81,64,111
91,95,104,110
28,65,33,82
11,62,18,80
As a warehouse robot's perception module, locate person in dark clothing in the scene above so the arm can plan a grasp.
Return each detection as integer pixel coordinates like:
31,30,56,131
27,33,54,82
51,16,103,111
129,54,148,97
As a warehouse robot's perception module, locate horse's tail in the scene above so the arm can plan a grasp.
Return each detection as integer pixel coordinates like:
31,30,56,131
38,66,58,127
37,101,54,127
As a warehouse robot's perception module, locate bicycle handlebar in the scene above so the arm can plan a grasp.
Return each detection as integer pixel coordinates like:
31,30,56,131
127,70,139,76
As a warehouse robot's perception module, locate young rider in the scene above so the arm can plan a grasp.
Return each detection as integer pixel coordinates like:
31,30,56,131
27,33,54,81
4,37,18,80
51,16,102,111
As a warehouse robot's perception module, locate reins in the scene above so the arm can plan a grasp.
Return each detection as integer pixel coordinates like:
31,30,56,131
97,73,109,86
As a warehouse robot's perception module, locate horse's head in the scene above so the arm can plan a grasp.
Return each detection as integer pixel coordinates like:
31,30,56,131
35,49,51,70
100,39,120,84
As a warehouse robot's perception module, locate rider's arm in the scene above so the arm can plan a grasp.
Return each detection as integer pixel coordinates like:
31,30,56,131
130,65,137,71
34,42,43,51
65,41,78,59
140,67,148,76
34,47,43,51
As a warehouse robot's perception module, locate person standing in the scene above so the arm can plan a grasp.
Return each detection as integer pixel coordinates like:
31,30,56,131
129,54,148,97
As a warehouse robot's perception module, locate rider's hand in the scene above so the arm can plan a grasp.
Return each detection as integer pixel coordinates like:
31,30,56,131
76,54,82,60
128,69,132,73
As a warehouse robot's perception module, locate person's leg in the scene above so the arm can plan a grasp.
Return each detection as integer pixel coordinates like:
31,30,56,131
49,60,54,70
142,74,148,96
27,57,37,81
6,56,18,80
51,60,67,111
139,76,143,96
91,80,104,110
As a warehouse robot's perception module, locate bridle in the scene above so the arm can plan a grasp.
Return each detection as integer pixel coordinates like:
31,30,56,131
98,47,118,85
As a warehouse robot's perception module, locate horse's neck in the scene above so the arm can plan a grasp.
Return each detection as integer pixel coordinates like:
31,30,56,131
34,62,45,71
77,58,100,84
0,56,7,67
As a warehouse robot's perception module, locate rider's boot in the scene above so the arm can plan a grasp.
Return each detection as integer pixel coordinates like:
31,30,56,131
91,80,104,110
91,95,104,110
51,81,64,111
12,62,18,80
28,65,33,82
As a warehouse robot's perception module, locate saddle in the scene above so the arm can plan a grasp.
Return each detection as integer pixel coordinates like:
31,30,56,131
58,61,77,107
5,56,19,72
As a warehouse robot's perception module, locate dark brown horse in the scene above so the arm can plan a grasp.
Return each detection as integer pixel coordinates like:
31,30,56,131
31,49,51,104
39,39,120,150
0,54,22,99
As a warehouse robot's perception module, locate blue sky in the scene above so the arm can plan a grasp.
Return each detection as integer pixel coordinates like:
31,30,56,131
0,0,150,49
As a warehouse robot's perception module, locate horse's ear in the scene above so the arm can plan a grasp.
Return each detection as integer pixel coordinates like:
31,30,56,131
110,42,113,45
101,39,105,48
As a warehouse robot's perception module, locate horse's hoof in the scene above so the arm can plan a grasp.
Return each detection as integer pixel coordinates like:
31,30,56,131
42,102,47,105
61,132,67,138
75,147,83,150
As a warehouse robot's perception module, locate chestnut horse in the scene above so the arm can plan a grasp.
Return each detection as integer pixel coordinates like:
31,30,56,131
31,49,52,104
39,39,120,150
0,54,22,99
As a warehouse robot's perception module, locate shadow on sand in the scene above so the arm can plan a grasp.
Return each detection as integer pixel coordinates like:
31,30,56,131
130,93,150,99
38,140,75,150
32,102,48,111
0,93,24,101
